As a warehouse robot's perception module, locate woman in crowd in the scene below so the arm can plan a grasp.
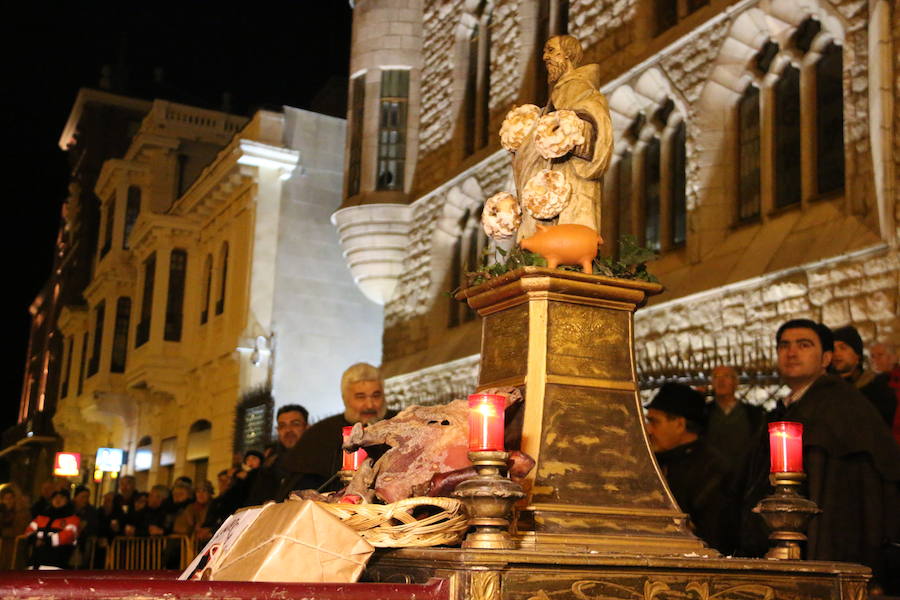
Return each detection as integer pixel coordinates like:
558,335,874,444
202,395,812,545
93,491,124,568
173,480,213,540
0,486,30,569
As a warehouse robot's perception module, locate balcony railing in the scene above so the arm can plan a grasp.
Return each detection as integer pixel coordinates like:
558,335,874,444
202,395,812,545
140,101,247,142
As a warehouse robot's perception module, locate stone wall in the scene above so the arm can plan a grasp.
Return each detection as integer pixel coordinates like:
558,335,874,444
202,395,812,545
894,0,900,230
385,354,480,408
383,150,510,368
419,0,464,156
635,245,900,363
489,0,522,111
384,246,900,410
569,0,638,52
379,0,896,404
386,150,510,328
833,0,874,222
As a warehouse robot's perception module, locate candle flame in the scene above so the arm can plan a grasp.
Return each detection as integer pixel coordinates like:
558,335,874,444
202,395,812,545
475,402,498,418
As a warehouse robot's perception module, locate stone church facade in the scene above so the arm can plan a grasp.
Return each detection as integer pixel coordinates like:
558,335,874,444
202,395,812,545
336,0,898,406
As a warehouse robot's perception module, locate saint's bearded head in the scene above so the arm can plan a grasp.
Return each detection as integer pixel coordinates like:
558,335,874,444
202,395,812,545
543,35,583,83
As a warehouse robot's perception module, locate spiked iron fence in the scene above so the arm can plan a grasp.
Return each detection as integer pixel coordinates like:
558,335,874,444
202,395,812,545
635,334,788,410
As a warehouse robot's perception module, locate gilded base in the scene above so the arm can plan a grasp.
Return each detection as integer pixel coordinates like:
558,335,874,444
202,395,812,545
365,546,870,600
453,451,524,550
457,268,706,555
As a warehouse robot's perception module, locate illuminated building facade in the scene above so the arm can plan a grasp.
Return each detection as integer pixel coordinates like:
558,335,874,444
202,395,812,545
2,90,151,495
8,93,381,492
336,0,898,405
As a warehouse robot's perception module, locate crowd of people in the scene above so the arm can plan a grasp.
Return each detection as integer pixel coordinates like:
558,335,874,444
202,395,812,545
645,320,900,594
0,472,225,569
0,362,389,571
3,335,899,592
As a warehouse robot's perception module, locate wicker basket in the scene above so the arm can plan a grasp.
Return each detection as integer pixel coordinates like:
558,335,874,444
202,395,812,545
316,497,469,548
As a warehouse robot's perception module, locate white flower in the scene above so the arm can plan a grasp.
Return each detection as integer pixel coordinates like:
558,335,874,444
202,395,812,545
482,192,522,239
534,110,586,159
522,170,571,220
499,104,542,152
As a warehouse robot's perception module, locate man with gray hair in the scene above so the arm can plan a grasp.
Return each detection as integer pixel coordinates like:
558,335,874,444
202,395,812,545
278,363,397,496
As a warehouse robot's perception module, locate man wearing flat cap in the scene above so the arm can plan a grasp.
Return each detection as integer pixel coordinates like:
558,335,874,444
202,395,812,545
644,382,732,552
831,324,895,428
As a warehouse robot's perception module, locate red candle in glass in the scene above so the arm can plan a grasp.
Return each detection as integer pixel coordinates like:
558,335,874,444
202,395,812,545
467,394,506,452
768,421,803,473
341,426,368,471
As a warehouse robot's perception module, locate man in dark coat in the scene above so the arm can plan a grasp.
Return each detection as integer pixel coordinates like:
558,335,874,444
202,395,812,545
125,486,171,536
243,405,309,506
831,325,896,430
278,363,397,497
645,382,733,553
705,365,765,473
737,319,900,593
114,475,139,516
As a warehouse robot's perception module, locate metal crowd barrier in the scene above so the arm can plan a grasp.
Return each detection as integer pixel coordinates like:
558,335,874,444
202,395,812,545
105,535,193,571
9,535,28,570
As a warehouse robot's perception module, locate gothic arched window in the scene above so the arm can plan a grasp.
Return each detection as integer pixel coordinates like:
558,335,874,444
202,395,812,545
773,65,802,208
448,206,485,327
736,84,761,221
616,150,633,243
669,120,687,247
815,42,844,197
463,3,492,156
643,137,662,251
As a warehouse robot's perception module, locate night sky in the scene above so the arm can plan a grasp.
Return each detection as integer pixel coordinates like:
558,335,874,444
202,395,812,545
0,3,354,434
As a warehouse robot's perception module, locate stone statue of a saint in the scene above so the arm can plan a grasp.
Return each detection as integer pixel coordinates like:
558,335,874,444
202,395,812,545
512,35,614,241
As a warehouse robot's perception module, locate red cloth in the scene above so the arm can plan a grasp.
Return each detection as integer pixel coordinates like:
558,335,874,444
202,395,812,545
25,514,80,546
887,365,900,445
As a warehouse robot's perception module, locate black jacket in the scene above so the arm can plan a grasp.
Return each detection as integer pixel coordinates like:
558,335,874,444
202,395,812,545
736,374,900,591
655,438,733,553
277,410,399,499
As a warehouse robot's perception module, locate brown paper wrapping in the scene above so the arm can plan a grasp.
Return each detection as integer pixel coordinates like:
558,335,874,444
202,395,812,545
210,499,374,583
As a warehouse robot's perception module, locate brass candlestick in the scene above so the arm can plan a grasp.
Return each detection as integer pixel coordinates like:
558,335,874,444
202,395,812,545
452,450,524,550
753,472,821,560
338,470,355,486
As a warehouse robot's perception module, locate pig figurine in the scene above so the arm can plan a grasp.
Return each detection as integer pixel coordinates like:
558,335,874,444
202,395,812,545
520,224,603,273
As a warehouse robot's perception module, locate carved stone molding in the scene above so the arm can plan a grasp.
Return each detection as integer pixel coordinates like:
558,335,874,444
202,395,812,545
385,354,480,409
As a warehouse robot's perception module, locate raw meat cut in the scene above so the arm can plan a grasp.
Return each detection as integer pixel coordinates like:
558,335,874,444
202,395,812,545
344,400,471,503
343,389,532,503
